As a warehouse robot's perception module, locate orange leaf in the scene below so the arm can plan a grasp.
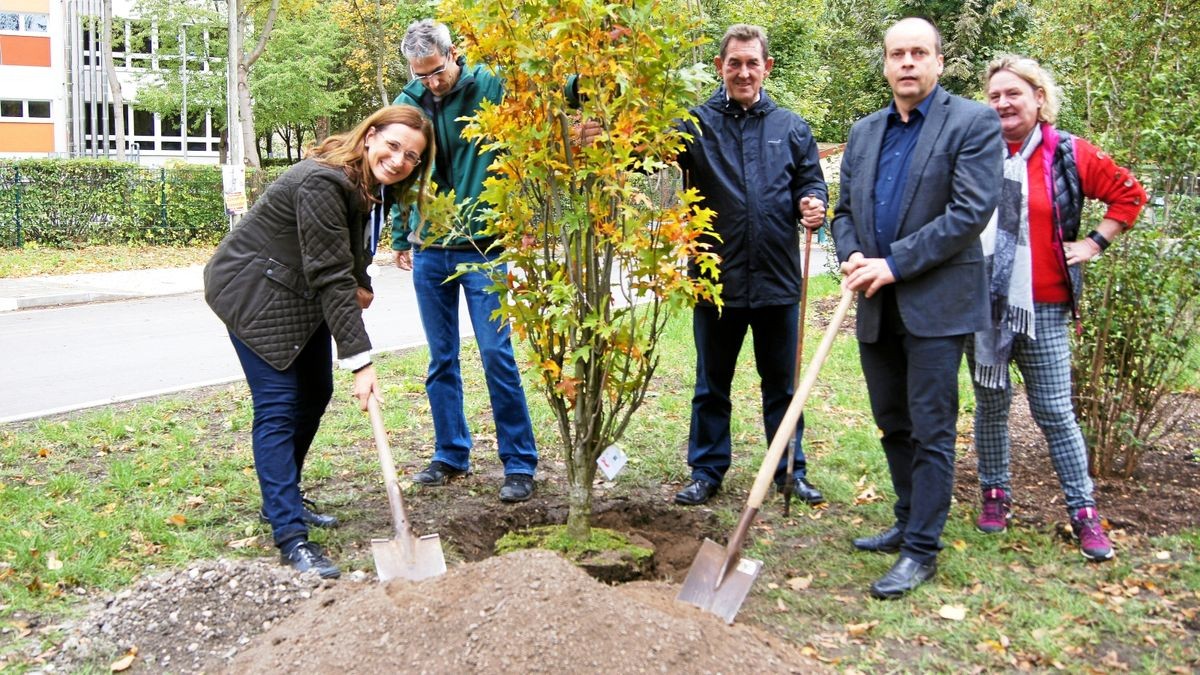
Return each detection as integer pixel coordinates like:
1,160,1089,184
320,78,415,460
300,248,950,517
165,514,187,527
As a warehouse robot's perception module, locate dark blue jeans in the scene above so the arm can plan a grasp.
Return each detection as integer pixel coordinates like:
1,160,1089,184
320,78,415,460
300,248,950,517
229,325,333,548
687,303,807,486
858,292,965,565
412,246,538,476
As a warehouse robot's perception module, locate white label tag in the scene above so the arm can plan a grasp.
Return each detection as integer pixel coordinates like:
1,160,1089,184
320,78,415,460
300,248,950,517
596,444,628,480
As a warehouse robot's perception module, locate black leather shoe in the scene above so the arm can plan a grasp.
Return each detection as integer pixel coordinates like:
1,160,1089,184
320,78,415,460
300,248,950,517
499,474,534,502
674,479,719,506
412,460,468,486
776,477,826,505
853,526,904,553
869,555,937,599
280,540,341,579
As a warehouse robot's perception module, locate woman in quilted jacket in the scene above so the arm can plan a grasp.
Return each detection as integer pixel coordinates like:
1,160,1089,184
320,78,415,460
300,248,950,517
966,56,1146,562
204,105,433,578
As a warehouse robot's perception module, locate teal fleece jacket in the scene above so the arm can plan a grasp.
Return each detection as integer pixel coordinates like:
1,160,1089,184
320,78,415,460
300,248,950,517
391,57,503,250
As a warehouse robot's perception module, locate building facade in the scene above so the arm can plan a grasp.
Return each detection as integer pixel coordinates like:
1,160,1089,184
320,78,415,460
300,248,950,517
0,0,222,165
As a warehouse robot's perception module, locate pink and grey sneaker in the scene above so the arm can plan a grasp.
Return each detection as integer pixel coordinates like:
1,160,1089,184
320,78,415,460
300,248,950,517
976,487,1012,533
1071,507,1115,562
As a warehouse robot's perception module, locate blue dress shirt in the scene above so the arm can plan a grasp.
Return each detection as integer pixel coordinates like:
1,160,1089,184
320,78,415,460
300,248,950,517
873,86,939,279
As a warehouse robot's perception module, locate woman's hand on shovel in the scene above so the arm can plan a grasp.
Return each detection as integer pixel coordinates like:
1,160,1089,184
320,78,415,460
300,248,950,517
351,365,382,411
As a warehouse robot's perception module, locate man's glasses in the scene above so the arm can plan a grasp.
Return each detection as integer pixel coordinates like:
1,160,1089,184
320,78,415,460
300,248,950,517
411,59,449,82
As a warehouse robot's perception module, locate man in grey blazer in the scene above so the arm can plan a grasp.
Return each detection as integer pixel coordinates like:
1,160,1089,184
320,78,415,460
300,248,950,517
831,17,1003,599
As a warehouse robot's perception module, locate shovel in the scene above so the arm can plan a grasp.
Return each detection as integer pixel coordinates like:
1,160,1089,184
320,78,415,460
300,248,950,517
367,396,446,582
677,287,854,623
783,220,818,516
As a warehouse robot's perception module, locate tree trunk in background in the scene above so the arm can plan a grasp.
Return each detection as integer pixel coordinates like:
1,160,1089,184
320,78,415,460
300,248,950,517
101,0,126,161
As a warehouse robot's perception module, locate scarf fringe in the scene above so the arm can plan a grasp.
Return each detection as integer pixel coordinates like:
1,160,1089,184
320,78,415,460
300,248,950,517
974,362,1008,390
1005,305,1034,337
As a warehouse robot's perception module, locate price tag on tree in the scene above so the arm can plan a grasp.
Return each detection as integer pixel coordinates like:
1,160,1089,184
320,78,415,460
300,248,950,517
597,444,628,481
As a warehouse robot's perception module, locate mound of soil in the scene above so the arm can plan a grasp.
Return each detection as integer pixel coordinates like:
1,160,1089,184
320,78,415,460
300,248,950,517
228,549,816,673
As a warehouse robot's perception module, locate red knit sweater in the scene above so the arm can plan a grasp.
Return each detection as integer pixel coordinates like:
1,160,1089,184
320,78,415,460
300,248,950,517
1009,136,1147,303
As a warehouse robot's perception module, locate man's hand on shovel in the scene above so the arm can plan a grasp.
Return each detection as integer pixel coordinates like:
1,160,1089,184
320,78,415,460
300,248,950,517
784,194,825,517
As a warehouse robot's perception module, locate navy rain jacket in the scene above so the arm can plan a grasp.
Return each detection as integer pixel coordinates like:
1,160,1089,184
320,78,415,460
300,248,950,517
678,87,827,308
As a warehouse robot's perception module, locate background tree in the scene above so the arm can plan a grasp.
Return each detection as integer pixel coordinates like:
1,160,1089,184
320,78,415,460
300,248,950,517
438,0,720,541
1030,0,1200,477
250,3,352,159
101,0,128,160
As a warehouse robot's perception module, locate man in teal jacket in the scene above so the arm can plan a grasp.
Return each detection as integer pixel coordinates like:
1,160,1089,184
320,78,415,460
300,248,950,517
391,18,538,502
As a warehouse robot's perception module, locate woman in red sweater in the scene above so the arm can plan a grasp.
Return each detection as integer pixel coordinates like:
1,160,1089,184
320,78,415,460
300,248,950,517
967,55,1146,561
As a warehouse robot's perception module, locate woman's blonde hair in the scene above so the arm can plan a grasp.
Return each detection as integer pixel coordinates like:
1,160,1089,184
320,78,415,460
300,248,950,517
985,54,1061,125
308,105,435,209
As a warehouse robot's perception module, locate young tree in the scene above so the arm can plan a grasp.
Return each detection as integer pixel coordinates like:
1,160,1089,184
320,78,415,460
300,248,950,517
1032,0,1200,476
436,0,719,540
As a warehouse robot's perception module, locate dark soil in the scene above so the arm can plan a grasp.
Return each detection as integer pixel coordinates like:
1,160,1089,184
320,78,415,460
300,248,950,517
953,388,1200,537
26,294,1200,673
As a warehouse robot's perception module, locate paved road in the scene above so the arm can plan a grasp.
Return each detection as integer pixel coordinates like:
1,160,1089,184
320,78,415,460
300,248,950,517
0,265,471,423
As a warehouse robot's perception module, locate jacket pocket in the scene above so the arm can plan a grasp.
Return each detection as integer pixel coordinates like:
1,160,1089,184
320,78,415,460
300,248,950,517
264,258,315,300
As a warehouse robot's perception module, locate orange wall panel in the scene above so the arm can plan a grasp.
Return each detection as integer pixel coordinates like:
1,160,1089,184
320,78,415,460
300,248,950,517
0,122,54,152
0,35,50,67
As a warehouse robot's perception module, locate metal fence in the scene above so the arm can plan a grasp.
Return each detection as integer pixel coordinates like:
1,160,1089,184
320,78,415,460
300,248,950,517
0,163,283,248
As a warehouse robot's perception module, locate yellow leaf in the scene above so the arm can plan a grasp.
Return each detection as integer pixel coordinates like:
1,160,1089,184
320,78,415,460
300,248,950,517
38,448,49,458
165,514,187,527
98,531,108,538
845,620,878,637
951,539,968,551
227,535,259,549
938,605,967,621
111,647,138,671
786,574,813,591
46,552,63,571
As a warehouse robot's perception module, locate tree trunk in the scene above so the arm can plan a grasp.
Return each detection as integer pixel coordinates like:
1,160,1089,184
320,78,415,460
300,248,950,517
101,1,126,161
565,440,596,541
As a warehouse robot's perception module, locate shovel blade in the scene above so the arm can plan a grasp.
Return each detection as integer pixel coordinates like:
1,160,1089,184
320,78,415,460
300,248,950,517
371,533,446,582
676,538,762,624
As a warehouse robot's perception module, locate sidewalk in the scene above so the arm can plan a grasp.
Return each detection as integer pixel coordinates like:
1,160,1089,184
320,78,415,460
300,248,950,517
0,265,205,312
0,243,834,314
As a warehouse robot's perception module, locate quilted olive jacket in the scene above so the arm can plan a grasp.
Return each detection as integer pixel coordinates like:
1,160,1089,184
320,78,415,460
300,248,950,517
204,159,374,370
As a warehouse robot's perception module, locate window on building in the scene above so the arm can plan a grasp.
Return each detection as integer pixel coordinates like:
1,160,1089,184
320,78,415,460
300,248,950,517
24,13,48,33
0,100,52,119
0,12,49,33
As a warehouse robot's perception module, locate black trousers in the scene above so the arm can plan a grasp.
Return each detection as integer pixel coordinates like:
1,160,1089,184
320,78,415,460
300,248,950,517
858,291,966,564
687,303,807,485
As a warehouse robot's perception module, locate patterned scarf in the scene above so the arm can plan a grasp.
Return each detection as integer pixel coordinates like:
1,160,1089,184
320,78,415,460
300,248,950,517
973,125,1040,389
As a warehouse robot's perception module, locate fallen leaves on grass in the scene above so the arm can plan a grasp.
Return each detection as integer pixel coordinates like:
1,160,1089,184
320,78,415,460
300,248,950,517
937,604,967,621
787,574,813,591
227,535,259,549
165,514,187,527
845,620,879,637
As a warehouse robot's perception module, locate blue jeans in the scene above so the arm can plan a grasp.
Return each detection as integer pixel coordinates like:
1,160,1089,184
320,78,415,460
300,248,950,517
967,302,1095,512
858,291,965,565
687,304,807,486
412,246,538,476
229,325,333,548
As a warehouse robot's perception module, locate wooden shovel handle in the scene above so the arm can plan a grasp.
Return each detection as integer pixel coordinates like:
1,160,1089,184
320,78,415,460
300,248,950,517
747,287,854,510
368,396,414,541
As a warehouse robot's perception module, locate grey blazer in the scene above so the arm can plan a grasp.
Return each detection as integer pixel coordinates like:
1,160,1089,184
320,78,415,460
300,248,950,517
831,86,1003,342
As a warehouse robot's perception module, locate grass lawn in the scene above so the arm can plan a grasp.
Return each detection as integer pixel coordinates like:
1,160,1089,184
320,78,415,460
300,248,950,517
1,271,1197,672
0,245,214,278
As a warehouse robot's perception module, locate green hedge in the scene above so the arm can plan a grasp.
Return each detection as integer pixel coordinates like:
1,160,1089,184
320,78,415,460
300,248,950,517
0,159,288,248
